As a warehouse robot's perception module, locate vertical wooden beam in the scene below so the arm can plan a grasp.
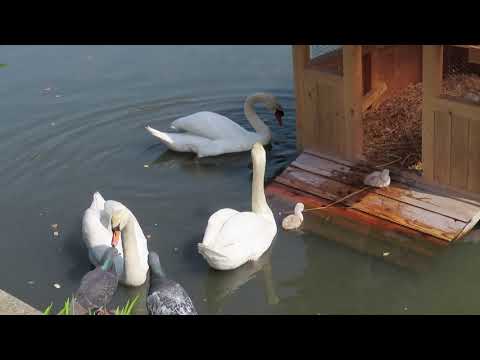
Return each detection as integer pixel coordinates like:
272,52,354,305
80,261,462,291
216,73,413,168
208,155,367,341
422,45,443,182
292,45,310,151
343,45,364,160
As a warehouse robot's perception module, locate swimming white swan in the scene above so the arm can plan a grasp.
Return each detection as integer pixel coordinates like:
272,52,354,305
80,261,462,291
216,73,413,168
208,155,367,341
81,192,149,287
198,142,277,270
145,93,284,158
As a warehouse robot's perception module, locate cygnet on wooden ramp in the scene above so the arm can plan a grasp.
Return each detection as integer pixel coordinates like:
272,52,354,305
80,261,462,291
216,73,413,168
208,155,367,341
363,169,391,188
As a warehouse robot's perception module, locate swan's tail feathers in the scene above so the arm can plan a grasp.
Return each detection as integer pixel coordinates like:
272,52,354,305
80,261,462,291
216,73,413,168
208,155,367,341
198,243,231,270
91,191,106,210
145,126,175,146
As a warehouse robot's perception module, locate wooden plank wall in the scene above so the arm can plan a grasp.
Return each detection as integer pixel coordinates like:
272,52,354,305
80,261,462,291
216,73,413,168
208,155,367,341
292,46,345,157
292,45,311,151
302,69,344,156
366,45,423,98
423,45,480,193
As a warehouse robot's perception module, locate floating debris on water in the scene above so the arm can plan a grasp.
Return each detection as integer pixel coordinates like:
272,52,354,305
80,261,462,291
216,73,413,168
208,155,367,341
144,164,149,168
174,247,179,252
404,306,408,311
53,283,61,289
383,252,390,257
43,87,52,92
154,223,158,227
27,281,34,285
51,122,56,126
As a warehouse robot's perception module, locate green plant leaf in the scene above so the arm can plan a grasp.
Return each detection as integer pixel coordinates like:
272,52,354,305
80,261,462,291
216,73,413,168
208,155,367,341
0,64,7,68
115,295,139,315
43,303,53,315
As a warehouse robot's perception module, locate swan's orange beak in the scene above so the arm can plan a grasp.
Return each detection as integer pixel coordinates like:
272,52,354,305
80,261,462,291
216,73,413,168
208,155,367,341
111,226,120,247
275,109,284,127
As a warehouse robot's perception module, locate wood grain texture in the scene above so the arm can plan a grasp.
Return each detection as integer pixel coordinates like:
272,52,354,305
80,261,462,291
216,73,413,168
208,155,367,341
292,152,480,222
275,166,466,242
433,111,452,185
451,115,470,189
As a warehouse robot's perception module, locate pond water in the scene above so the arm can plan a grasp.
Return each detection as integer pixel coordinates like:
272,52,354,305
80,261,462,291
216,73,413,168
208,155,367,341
1,45,480,315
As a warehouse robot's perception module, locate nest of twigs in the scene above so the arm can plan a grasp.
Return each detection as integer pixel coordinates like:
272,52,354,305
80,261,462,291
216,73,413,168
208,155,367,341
363,73,480,172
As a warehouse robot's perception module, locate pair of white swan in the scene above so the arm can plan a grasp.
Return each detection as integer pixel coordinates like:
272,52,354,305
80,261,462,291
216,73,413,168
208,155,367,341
145,92,284,157
82,93,281,287
82,192,149,287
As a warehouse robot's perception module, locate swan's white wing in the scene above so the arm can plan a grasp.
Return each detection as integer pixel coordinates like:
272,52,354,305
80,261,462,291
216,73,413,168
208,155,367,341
90,191,105,211
171,111,250,140
146,126,214,152
201,208,239,247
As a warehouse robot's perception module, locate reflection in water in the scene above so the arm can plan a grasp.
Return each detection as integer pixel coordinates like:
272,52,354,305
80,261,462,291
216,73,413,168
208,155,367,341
204,246,278,314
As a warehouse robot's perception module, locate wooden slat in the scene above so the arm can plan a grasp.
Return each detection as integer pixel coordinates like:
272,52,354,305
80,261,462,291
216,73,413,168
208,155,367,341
451,115,470,189
342,45,363,160
292,45,310,151
434,111,452,185
292,152,480,223
422,45,444,182
302,74,318,151
333,82,345,156
432,97,480,122
275,166,467,242
318,84,334,154
469,47,480,65
468,119,480,193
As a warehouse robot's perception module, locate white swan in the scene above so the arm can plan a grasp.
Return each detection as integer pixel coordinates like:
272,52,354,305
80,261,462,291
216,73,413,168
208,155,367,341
145,93,284,158
198,142,277,270
81,192,149,287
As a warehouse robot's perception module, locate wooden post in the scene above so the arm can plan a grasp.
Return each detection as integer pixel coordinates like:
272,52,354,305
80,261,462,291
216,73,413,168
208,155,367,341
292,45,310,151
343,45,364,160
422,45,443,182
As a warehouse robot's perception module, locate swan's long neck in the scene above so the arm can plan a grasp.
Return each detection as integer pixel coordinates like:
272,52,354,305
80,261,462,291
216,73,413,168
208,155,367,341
121,214,144,284
244,94,271,143
251,154,274,220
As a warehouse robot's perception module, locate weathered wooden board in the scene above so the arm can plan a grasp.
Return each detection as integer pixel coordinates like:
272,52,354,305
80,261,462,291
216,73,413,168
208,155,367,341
276,166,467,242
292,152,480,223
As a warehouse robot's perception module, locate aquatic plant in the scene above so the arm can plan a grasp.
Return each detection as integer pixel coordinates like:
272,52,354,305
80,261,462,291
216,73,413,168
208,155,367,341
0,64,7,68
43,295,139,315
114,295,139,315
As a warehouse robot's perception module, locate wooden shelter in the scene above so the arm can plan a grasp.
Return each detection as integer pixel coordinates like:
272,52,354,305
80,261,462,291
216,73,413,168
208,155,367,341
267,45,480,266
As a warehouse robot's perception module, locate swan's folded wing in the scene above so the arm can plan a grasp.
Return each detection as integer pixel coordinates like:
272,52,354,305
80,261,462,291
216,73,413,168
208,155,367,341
201,208,239,247
171,111,249,140
208,212,276,261
90,192,106,210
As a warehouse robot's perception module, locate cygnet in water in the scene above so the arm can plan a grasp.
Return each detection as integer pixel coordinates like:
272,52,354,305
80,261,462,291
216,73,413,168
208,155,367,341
282,203,305,230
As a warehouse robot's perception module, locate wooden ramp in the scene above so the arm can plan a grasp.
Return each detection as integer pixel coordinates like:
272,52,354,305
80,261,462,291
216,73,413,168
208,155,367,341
266,150,480,271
